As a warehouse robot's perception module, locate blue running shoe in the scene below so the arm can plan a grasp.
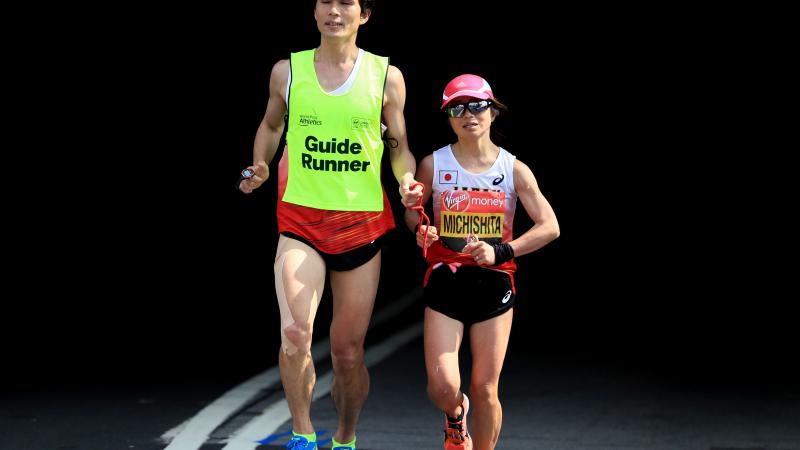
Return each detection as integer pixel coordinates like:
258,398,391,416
286,434,317,449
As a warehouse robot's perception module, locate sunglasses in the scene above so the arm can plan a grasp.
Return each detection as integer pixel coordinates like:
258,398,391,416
446,100,493,118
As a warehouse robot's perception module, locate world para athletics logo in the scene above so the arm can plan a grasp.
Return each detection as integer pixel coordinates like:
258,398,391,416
298,114,322,126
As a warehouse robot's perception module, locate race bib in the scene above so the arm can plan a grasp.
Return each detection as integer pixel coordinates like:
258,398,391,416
439,189,505,252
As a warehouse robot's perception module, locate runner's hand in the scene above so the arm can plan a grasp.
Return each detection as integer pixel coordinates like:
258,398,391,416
400,177,423,208
239,161,269,194
464,239,495,266
417,225,438,249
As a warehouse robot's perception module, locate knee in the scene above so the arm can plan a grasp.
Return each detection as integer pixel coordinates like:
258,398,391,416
282,322,313,355
331,344,363,373
427,379,458,403
469,379,499,404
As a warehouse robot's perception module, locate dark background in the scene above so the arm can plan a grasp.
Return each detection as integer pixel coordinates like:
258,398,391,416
6,3,794,390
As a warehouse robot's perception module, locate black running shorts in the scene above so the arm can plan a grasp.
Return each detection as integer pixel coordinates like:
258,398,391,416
281,232,384,272
424,264,515,326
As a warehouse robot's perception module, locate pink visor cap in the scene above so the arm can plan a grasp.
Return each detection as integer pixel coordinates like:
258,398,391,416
441,74,494,109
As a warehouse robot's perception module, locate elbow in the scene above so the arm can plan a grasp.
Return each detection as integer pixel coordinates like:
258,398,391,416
266,122,284,135
548,222,561,242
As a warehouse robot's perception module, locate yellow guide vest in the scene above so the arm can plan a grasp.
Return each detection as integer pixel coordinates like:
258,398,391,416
283,49,387,211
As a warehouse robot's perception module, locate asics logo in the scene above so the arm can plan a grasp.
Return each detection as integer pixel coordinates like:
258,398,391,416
501,290,512,304
492,174,505,185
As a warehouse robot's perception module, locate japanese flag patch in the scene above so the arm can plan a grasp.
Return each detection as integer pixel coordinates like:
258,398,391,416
438,170,458,184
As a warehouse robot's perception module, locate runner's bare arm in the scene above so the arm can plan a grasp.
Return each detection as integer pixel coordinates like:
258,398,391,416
507,159,560,256
404,154,434,231
240,59,289,193
383,65,421,207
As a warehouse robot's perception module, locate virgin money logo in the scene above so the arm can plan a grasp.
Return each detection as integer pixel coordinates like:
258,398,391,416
442,190,470,212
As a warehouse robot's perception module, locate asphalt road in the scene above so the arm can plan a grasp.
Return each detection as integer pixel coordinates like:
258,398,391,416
3,286,799,450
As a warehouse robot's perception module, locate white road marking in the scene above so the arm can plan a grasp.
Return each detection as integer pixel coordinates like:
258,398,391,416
162,287,422,450
159,419,188,444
